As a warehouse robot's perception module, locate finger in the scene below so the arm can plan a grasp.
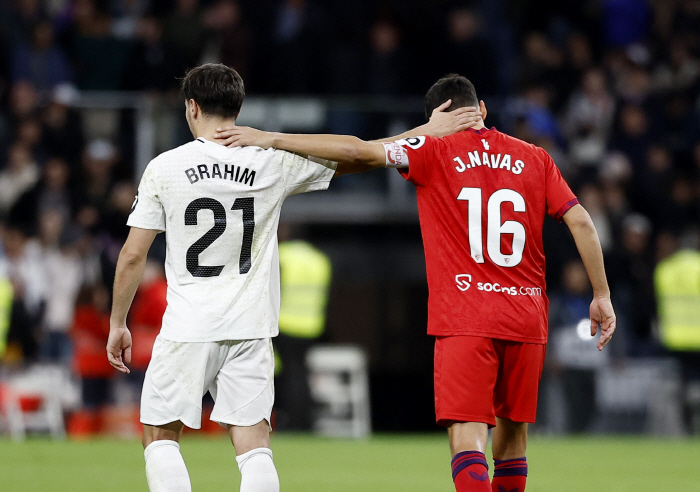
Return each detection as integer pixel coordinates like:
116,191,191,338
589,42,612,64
124,346,132,364
434,99,452,113
456,115,481,125
453,106,479,115
590,317,598,337
108,355,127,373
448,106,473,117
455,123,476,132
214,129,240,140
107,350,118,365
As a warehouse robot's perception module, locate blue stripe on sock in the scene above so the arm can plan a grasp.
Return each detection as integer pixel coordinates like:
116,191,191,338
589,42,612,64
451,451,488,481
493,457,528,477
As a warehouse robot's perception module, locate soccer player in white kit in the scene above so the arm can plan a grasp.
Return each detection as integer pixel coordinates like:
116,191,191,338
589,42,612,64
106,63,479,492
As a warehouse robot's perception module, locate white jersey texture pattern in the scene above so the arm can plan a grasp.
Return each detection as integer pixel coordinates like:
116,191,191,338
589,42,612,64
127,137,336,342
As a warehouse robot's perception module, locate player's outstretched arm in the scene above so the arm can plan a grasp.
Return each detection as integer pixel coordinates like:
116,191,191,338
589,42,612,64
213,100,480,175
108,227,159,373
562,204,616,351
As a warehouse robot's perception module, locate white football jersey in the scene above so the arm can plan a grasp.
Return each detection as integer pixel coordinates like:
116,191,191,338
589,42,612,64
127,137,336,342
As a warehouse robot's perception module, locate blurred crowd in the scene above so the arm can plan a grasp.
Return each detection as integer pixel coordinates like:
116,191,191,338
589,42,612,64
0,0,699,423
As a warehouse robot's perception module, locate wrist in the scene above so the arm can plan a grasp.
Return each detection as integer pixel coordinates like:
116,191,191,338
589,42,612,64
268,132,281,149
593,290,610,299
414,123,431,137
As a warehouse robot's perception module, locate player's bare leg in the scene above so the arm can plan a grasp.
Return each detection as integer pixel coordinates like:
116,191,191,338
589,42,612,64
447,421,491,491
142,421,192,492
229,420,279,492
490,417,529,492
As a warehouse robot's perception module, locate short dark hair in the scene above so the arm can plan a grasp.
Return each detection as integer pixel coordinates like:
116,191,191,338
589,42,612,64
181,63,245,119
424,74,478,120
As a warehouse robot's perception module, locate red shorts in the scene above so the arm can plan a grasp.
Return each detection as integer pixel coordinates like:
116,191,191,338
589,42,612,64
434,336,546,427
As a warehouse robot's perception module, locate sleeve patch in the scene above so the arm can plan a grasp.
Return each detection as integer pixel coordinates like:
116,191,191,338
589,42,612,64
395,136,426,149
553,198,579,222
383,142,410,168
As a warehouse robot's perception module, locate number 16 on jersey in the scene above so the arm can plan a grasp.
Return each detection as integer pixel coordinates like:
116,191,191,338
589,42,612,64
457,187,526,267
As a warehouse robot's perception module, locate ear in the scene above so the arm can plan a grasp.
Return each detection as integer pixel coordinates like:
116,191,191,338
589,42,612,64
479,100,487,122
189,99,199,119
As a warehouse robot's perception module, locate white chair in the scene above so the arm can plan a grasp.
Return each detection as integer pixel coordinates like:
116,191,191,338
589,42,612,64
306,345,371,439
0,364,75,440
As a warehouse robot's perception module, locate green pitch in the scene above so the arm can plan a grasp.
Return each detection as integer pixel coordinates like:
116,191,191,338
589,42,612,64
0,434,698,491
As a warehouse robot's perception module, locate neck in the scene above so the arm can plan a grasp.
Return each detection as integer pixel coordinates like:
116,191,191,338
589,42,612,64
194,118,236,143
471,120,486,130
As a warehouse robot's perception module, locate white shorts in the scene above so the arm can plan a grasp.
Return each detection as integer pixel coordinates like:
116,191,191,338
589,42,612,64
140,335,275,429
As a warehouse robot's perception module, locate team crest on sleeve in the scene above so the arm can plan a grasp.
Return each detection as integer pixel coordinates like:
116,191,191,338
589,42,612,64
396,136,426,149
383,142,410,168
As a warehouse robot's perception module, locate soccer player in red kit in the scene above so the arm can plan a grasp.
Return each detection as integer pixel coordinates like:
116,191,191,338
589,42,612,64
216,74,616,492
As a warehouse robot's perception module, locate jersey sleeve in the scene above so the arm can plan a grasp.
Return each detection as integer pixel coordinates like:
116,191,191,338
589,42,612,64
127,161,166,231
543,151,578,222
383,136,435,186
280,151,338,196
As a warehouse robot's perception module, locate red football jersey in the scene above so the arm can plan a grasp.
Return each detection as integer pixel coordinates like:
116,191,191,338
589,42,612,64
385,127,578,343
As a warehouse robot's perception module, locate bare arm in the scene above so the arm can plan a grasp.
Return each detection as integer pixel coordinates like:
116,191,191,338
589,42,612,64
107,227,158,373
214,100,481,176
562,204,616,350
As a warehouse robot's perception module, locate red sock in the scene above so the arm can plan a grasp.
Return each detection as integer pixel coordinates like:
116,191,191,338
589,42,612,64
491,457,527,492
451,451,491,491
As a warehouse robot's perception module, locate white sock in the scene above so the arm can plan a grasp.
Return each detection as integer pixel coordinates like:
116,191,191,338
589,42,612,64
236,447,279,492
144,440,192,492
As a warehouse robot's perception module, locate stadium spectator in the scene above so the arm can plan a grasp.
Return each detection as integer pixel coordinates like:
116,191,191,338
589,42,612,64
7,80,40,122
438,8,497,97
10,19,74,94
162,0,206,67
122,16,185,92
60,0,132,90
200,0,252,82
9,156,74,233
563,68,616,170
611,104,651,170
0,270,12,361
36,209,83,364
366,19,408,96
261,0,327,93
70,284,115,435
0,143,40,215
601,0,651,48
2,223,47,362
548,259,598,433
275,225,332,431
605,214,656,356
75,139,119,227
654,229,700,433
41,84,84,163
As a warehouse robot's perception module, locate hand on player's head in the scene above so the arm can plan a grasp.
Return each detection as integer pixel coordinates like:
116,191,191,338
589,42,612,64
425,99,482,137
214,126,273,149
589,296,616,351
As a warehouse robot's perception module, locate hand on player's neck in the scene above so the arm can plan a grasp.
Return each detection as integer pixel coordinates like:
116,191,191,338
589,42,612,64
195,118,237,143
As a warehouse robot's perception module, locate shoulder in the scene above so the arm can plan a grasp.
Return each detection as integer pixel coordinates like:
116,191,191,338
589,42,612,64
150,140,200,166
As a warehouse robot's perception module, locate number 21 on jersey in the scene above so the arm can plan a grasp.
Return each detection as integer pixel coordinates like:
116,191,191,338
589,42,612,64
457,188,526,267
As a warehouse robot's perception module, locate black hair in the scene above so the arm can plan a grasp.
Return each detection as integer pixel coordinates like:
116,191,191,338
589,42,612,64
181,63,245,119
424,74,478,120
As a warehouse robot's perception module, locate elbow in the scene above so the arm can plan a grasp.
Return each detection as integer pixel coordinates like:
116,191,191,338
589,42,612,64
567,208,597,233
119,246,147,267
344,138,370,166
